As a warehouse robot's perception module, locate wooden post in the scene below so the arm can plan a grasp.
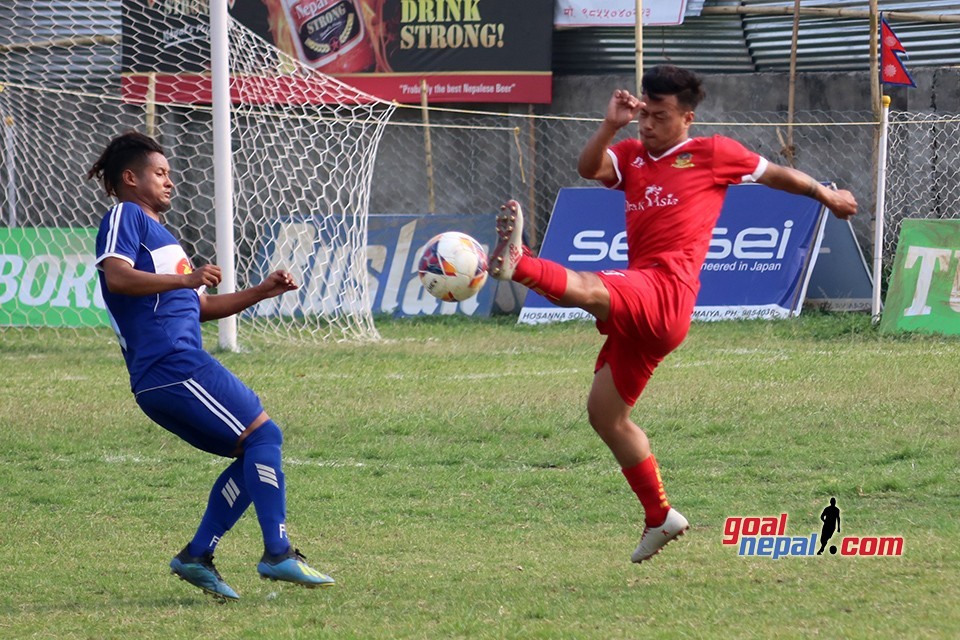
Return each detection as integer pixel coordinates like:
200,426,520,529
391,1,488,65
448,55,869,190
3,114,16,228
636,0,644,136
635,0,644,95
145,72,157,138
870,0,880,120
784,0,801,168
420,79,436,214
526,104,538,247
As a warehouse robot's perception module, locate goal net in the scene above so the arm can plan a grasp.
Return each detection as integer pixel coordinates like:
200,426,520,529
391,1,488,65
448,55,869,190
0,2,395,342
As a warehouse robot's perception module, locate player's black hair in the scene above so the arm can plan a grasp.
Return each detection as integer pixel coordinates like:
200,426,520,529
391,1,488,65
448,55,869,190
641,65,706,111
87,130,165,197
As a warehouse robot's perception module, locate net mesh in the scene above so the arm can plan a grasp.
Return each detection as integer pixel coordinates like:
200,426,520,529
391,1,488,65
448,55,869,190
884,111,960,269
0,2,395,341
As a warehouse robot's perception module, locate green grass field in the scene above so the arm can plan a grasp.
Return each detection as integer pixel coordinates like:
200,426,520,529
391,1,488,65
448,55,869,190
1,314,957,639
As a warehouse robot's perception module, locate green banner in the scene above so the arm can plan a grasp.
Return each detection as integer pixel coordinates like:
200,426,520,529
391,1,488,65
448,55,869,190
0,228,108,328
880,219,960,335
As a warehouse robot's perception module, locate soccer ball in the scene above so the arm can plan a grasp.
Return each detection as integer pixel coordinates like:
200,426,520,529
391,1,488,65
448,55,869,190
418,231,489,302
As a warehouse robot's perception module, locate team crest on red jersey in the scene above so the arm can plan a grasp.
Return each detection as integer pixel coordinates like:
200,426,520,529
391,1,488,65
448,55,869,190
672,152,695,169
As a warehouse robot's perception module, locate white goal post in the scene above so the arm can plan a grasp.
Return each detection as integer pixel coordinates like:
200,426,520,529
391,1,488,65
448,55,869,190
0,2,395,343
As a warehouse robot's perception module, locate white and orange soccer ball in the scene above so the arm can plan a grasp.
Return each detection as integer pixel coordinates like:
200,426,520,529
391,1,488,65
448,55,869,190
417,231,488,302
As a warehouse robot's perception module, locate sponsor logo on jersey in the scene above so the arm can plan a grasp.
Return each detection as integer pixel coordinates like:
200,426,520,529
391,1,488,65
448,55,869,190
626,184,680,213
630,155,646,169
151,244,191,276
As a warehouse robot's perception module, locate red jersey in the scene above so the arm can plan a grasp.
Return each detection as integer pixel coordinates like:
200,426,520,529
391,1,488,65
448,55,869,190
607,135,767,290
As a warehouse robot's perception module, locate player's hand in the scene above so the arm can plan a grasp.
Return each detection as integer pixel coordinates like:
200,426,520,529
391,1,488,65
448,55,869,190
257,270,299,299
186,264,222,289
826,189,858,220
605,89,644,129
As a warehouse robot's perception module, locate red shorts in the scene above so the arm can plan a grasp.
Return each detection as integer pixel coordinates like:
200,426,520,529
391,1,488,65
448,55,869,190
594,267,696,406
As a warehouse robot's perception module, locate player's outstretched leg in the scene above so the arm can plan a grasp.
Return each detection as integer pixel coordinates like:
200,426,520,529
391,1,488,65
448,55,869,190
257,547,335,587
170,545,240,600
630,508,690,563
489,199,524,280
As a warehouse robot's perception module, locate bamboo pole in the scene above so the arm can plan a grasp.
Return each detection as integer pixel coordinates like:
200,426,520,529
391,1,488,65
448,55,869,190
784,0,800,168
869,0,881,121
0,34,118,54
4,115,16,228
635,0,644,94
700,6,960,23
420,79,436,215
145,72,157,138
636,0,644,137
526,104,538,247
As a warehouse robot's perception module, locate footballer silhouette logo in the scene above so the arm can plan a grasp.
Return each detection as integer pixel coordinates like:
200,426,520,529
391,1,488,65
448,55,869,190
816,497,841,555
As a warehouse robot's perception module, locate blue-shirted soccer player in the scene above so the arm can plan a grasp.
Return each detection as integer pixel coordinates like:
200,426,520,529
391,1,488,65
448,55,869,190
89,131,333,600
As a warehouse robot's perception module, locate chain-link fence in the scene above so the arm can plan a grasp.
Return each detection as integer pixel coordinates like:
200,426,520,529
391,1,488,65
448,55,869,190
2,40,953,332
372,105,960,304
370,107,880,255
884,111,960,266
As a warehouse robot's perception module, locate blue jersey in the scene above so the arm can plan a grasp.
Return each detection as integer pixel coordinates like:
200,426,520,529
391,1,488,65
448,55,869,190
95,202,208,392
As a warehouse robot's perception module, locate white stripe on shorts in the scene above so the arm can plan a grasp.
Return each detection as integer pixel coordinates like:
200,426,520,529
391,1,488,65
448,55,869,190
182,378,246,437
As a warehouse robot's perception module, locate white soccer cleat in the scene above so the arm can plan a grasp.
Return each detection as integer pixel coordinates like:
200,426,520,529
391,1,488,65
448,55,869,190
631,508,690,564
489,199,524,281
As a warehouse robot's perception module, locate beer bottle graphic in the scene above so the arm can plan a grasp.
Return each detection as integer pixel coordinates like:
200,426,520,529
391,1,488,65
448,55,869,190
279,0,376,73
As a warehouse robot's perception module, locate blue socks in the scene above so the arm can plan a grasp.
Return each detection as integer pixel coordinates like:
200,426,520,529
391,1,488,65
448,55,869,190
187,420,291,558
240,420,290,556
188,457,251,557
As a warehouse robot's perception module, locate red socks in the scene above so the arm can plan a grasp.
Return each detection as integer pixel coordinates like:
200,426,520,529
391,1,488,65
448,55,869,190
513,255,568,302
622,455,671,527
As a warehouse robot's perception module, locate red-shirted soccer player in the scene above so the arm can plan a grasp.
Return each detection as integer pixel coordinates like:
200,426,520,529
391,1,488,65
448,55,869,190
489,65,858,563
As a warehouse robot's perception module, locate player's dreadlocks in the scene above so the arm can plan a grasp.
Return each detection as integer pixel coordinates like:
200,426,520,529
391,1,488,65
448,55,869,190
87,130,165,197
641,65,706,111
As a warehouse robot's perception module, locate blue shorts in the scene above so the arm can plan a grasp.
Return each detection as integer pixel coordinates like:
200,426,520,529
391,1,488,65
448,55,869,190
135,356,264,457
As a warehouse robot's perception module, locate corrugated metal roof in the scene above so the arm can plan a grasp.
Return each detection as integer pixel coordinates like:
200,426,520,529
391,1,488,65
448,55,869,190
554,14,754,74
3,1,959,81
554,0,960,75
0,1,119,90
743,0,960,71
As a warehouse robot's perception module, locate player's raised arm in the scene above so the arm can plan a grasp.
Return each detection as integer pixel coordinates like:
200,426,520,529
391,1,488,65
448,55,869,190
757,162,858,220
199,269,299,322
578,90,643,185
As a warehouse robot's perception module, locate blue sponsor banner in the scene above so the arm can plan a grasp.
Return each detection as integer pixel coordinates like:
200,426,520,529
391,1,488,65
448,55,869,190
519,185,827,324
251,213,499,318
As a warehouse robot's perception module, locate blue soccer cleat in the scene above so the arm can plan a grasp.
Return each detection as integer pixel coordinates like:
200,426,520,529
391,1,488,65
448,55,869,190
170,546,240,601
257,547,335,588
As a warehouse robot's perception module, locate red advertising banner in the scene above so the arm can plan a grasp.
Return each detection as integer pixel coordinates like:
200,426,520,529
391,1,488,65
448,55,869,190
121,0,553,104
